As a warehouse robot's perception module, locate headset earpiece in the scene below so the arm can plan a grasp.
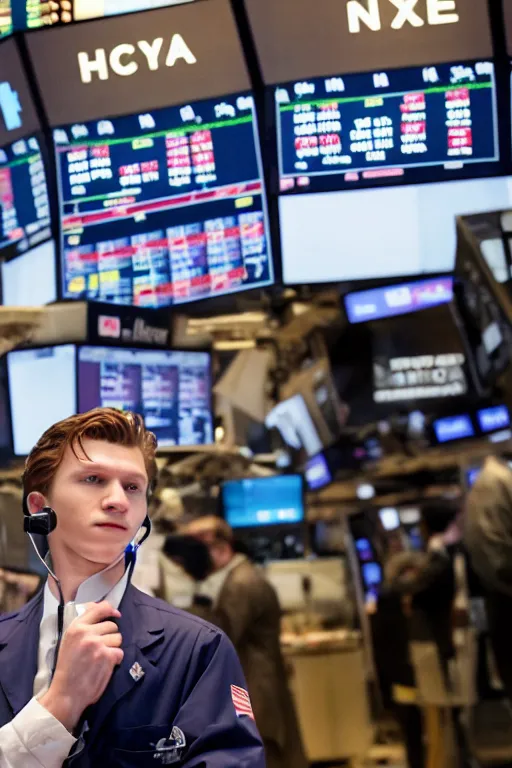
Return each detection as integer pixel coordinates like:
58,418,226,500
23,507,58,537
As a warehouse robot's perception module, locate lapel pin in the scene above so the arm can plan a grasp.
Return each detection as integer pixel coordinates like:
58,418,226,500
129,662,145,682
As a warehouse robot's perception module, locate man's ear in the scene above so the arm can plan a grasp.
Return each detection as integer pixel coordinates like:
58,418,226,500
26,491,47,515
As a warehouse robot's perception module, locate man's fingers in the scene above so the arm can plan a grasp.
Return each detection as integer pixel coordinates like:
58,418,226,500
93,621,120,637
102,633,123,649
79,601,121,625
108,648,124,666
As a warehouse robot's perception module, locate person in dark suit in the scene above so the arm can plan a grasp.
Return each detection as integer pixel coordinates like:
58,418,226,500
173,516,309,768
0,408,264,768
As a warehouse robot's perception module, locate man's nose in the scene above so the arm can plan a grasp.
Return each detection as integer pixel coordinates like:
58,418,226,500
102,481,129,511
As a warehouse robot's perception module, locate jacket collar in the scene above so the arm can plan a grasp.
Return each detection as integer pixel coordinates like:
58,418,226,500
0,585,165,725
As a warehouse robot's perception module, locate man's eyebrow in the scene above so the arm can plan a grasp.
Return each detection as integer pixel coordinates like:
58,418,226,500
72,463,148,485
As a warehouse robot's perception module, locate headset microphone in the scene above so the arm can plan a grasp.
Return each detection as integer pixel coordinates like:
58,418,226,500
23,507,57,537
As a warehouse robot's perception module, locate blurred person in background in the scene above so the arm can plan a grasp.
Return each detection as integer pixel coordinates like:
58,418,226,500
164,516,308,768
465,455,512,701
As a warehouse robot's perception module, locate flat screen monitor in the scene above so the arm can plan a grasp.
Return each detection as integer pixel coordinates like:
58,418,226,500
345,277,453,324
433,413,475,443
54,93,273,307
7,344,77,456
73,0,195,19
0,134,51,260
78,346,213,447
221,475,304,529
1,239,56,306
0,1,67,35
281,175,512,285
477,405,511,433
276,61,498,196
305,453,331,491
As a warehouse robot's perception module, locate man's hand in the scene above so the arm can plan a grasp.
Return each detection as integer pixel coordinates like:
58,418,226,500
38,601,123,732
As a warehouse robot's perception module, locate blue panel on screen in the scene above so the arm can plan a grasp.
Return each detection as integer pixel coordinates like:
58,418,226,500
305,453,331,490
362,562,382,588
222,475,304,528
434,414,474,443
477,405,511,433
345,278,453,324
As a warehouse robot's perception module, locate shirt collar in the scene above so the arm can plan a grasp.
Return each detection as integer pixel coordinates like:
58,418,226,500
42,562,131,620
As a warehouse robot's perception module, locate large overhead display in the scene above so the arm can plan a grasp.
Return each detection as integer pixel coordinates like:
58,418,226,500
0,2,66,36
0,38,51,260
26,1,273,307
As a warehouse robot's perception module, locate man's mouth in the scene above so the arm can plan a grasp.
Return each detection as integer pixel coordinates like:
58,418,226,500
95,523,127,531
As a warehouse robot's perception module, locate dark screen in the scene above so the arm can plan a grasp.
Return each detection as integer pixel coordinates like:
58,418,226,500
26,0,251,126
0,37,40,146
277,60,498,194
78,346,213,446
55,93,272,306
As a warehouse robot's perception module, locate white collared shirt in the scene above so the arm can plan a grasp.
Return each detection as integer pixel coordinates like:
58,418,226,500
0,566,130,768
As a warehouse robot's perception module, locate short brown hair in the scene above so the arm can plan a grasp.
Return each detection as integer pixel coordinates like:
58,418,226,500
23,408,158,499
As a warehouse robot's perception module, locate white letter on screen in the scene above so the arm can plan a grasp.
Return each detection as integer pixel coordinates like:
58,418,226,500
77,49,108,83
346,0,381,33
138,38,164,70
427,0,459,25
110,44,138,77
166,34,197,66
390,0,424,28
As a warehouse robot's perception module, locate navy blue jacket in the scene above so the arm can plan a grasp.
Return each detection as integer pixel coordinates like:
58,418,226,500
0,584,265,767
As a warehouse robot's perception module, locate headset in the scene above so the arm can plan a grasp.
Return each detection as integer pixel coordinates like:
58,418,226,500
23,500,152,678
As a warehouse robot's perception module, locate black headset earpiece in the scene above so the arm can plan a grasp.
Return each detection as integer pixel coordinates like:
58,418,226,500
23,506,58,537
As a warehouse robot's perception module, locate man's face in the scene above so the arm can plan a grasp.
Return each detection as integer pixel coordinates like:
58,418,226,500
32,438,149,568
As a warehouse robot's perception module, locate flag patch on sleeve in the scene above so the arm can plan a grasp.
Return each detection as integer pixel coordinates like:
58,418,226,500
231,684,254,720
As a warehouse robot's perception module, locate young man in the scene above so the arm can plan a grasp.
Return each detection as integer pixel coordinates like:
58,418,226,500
0,408,264,767
165,517,308,768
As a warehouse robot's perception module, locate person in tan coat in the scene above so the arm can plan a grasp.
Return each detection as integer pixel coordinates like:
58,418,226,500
166,516,308,768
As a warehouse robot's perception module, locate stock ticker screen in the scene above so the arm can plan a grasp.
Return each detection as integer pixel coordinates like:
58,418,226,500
0,134,51,258
277,60,499,194
0,1,65,35
78,346,214,446
55,94,273,308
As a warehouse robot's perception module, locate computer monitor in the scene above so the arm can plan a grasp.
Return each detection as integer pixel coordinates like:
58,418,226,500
276,61,498,196
221,475,305,529
73,0,195,20
54,93,273,307
281,175,512,285
477,405,511,433
78,346,213,446
304,453,332,491
7,345,77,456
344,277,453,324
1,240,57,306
433,413,475,443
0,133,51,261
1,2,66,35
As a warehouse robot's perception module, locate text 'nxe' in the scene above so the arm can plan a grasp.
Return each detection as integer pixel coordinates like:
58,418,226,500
347,0,460,33
77,34,197,83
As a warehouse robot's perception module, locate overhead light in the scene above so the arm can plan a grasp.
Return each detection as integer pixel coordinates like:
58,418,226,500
357,483,375,500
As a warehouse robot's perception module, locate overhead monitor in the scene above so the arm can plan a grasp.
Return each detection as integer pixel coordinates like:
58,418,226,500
73,0,196,20
276,61,498,196
477,405,511,433
345,277,453,324
26,0,251,126
304,453,332,491
433,413,474,443
282,175,512,285
0,2,69,36
78,346,213,446
54,93,272,308
372,302,468,404
1,239,57,306
7,345,77,456
221,475,305,529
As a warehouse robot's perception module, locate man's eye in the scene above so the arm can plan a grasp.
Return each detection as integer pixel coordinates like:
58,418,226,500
84,475,100,484
127,484,140,493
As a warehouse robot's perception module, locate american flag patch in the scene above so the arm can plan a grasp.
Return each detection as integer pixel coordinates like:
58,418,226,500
231,684,254,720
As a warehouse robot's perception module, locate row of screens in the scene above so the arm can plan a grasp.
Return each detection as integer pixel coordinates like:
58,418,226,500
433,404,511,444
6,344,213,455
3,2,512,307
